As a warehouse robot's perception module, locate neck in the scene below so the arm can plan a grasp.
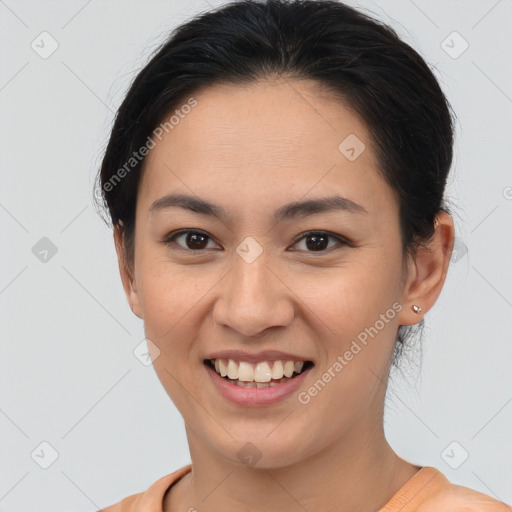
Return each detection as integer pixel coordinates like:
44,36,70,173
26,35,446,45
165,419,419,512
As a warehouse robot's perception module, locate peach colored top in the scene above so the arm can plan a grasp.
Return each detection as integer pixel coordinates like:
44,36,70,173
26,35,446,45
100,464,512,511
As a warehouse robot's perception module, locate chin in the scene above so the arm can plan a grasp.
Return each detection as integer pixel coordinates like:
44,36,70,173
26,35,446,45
210,431,312,470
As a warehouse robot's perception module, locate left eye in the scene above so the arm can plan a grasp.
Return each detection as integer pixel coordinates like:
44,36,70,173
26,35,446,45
290,231,348,252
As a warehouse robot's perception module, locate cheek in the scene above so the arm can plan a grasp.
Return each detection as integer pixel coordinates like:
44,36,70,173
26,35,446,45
294,269,400,424
135,261,210,405
293,257,402,338
134,243,206,338
291,262,403,404
139,271,206,339
133,231,226,352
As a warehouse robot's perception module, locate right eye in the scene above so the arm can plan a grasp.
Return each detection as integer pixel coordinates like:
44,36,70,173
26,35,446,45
163,229,221,252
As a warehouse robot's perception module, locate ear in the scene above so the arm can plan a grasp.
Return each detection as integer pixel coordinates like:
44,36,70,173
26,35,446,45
398,210,455,326
113,225,143,319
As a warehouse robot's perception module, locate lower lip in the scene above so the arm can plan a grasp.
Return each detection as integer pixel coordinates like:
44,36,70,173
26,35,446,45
205,363,312,406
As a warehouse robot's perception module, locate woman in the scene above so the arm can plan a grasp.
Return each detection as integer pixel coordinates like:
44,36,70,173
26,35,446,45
95,0,511,510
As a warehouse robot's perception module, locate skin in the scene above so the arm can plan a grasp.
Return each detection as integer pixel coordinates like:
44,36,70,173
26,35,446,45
114,78,455,512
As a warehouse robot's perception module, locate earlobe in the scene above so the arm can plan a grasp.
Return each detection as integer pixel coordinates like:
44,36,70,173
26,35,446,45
113,225,143,319
398,211,455,326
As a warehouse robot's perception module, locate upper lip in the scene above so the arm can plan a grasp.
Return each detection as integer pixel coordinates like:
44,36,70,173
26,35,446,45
204,350,312,364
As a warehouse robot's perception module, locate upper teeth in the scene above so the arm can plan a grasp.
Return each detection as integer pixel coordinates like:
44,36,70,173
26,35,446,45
212,359,305,382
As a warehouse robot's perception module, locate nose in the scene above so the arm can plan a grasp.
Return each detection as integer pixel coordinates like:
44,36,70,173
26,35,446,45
212,253,295,338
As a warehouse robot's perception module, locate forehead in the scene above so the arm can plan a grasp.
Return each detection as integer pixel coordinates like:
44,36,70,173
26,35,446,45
138,79,396,218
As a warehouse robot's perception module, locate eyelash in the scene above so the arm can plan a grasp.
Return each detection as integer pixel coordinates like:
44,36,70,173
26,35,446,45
162,229,352,254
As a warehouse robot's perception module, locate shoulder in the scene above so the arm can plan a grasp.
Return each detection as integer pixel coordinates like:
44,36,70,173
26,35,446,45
418,481,512,512
98,465,192,512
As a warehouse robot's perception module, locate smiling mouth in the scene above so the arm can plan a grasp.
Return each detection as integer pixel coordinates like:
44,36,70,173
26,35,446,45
204,358,314,388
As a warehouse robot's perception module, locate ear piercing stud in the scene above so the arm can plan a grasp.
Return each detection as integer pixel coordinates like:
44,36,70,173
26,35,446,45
412,305,422,314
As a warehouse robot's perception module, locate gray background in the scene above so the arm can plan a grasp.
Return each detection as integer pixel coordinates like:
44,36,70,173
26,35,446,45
1,0,511,510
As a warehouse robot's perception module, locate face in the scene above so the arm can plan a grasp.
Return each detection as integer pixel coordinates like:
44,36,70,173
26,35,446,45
118,79,422,468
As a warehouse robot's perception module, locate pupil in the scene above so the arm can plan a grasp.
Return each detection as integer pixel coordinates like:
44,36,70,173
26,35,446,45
306,234,328,251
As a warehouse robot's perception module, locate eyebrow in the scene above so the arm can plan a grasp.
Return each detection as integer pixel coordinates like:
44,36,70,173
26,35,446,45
149,193,368,222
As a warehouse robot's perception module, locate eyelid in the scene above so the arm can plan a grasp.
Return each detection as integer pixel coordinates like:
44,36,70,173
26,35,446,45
289,230,352,251
163,229,222,251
